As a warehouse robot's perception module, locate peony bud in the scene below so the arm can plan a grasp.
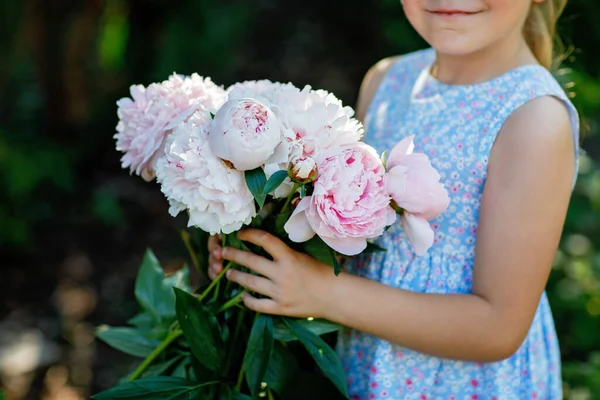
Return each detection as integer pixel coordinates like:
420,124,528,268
288,156,317,184
208,98,282,171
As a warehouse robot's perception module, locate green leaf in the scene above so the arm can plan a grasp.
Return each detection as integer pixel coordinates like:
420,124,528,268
263,170,289,195
365,242,387,253
273,318,340,342
245,168,267,208
145,321,173,341
303,236,335,268
135,249,165,322
143,356,184,378
171,357,192,379
91,377,215,399
284,371,347,399
127,312,154,330
283,318,348,398
263,341,298,394
244,315,274,397
96,326,161,357
300,185,307,198
164,265,192,294
120,355,185,383
134,250,192,324
331,249,341,276
220,387,252,400
0,389,5,400
158,265,192,320
174,288,224,372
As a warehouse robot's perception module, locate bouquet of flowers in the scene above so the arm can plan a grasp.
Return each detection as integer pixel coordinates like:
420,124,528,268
93,73,449,399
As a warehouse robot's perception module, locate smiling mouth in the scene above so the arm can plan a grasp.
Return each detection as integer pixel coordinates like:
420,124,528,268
427,9,481,16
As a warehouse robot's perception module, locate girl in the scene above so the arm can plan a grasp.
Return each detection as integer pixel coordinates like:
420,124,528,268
209,0,579,398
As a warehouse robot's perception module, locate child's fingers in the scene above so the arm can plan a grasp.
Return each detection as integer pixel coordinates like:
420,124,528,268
207,258,223,281
207,234,222,252
206,234,225,280
212,261,223,274
208,265,217,280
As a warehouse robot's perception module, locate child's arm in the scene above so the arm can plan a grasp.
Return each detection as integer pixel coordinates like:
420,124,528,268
222,95,575,362
324,96,577,362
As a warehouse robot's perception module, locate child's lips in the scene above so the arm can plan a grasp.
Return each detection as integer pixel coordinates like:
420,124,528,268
427,9,482,17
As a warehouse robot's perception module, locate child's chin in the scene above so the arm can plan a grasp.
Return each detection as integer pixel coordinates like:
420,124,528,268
428,37,488,58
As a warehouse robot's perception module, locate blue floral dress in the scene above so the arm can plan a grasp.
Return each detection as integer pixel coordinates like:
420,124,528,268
337,48,580,400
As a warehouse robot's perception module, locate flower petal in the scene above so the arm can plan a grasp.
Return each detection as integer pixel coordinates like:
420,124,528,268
386,165,408,204
401,213,434,256
385,206,398,226
266,140,290,165
320,235,367,256
284,197,315,242
386,135,415,170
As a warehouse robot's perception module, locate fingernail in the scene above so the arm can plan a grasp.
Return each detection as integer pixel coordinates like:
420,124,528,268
212,249,220,258
226,269,231,278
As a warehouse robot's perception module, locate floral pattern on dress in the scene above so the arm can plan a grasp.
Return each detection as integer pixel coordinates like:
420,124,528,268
337,48,580,400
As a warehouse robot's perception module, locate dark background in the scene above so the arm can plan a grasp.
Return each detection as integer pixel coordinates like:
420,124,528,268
1,0,599,399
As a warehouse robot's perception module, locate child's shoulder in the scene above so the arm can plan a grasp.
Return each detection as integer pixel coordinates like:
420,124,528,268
355,48,434,121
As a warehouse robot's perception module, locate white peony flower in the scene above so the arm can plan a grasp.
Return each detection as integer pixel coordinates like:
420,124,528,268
208,98,283,171
227,80,364,164
281,87,364,162
115,73,227,181
155,112,256,235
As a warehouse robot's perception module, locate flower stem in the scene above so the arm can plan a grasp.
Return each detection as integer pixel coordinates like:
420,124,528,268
198,262,233,302
235,362,245,391
281,183,301,213
180,230,200,273
212,279,221,302
128,329,183,381
217,290,246,313
224,309,246,376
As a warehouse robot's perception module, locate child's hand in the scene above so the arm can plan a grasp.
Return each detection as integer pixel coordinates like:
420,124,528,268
221,229,334,318
207,234,223,280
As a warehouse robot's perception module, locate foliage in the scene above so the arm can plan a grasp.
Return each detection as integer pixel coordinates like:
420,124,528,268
93,246,346,399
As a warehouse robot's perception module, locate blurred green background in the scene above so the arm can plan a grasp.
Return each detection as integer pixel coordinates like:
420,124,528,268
0,0,599,399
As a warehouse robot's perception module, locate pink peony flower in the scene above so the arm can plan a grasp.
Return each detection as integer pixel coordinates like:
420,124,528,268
208,98,283,171
385,135,450,255
284,143,396,256
115,73,227,180
155,112,256,235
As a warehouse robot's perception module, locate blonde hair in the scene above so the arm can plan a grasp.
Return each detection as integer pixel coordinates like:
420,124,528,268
523,0,569,70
